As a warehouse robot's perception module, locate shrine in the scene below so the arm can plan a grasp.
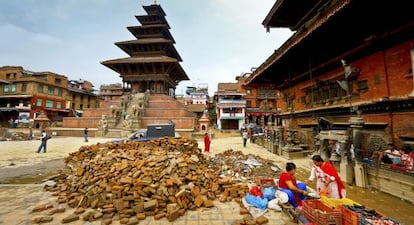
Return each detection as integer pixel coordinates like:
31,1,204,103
101,3,189,96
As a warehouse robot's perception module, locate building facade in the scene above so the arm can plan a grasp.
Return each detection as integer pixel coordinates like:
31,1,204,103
67,79,99,117
243,0,414,198
0,66,99,127
214,83,246,130
237,73,281,126
246,0,414,156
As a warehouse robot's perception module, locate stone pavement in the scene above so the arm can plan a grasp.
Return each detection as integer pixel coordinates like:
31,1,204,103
0,184,294,225
0,134,306,225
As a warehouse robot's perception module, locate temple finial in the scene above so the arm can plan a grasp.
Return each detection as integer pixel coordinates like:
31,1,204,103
154,0,157,4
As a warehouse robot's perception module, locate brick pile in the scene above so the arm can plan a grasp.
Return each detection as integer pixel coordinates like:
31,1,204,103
0,127,31,141
39,137,270,224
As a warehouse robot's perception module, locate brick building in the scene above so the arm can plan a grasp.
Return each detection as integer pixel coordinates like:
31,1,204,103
214,83,246,131
237,72,280,126
0,66,99,127
245,0,414,156
241,0,414,198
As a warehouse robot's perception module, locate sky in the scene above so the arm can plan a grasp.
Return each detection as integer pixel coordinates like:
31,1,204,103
0,0,292,96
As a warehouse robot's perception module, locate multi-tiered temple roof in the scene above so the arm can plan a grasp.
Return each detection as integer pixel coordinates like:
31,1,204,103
101,4,188,95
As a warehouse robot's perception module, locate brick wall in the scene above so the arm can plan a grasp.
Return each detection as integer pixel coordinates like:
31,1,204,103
141,117,195,130
62,117,100,128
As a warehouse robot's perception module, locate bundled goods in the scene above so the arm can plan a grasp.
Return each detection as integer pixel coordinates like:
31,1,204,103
340,204,383,225
364,218,401,225
320,196,361,209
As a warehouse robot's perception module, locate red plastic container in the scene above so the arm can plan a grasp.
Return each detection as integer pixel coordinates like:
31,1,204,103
302,200,342,225
339,206,360,225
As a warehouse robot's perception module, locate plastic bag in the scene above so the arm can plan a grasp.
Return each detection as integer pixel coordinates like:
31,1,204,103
267,199,282,211
275,190,289,204
250,186,263,198
263,186,276,200
242,196,267,218
245,193,268,210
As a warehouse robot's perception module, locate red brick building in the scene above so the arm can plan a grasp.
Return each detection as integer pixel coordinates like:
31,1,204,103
237,72,280,126
0,66,99,128
244,1,414,158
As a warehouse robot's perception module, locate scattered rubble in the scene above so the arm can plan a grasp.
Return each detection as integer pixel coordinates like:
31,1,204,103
33,137,280,224
0,127,32,141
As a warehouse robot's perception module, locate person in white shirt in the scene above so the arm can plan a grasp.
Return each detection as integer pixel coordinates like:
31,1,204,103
242,130,248,147
379,143,400,164
36,130,49,153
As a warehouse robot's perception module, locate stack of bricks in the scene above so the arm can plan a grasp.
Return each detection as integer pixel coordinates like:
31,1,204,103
39,137,253,224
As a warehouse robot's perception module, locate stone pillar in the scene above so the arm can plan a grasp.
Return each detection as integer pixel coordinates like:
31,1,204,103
276,127,284,155
267,122,273,152
319,139,330,161
339,139,354,184
349,116,367,187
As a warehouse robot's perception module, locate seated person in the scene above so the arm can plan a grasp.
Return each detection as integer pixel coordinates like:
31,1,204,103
398,145,413,169
278,162,308,208
408,149,414,170
379,143,400,164
400,147,410,166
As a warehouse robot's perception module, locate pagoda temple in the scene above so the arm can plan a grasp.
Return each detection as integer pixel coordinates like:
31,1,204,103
101,3,189,96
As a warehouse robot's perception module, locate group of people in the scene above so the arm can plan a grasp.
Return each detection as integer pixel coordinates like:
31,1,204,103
277,155,346,208
365,143,414,171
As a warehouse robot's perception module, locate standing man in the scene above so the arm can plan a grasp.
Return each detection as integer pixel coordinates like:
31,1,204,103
204,132,211,153
242,129,248,147
36,130,49,153
84,128,89,142
28,128,33,140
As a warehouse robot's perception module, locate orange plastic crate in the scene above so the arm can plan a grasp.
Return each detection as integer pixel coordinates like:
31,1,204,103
302,200,342,225
339,206,360,225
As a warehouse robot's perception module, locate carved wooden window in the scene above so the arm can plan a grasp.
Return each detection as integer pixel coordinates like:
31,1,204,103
258,87,274,98
300,96,306,105
246,100,252,108
357,80,368,93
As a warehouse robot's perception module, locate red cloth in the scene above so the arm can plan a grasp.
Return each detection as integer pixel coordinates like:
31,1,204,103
250,186,263,198
279,171,302,206
204,135,211,152
321,162,346,198
278,171,296,189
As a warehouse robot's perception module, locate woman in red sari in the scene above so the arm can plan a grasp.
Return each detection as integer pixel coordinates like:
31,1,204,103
309,155,346,198
278,162,308,208
204,132,211,153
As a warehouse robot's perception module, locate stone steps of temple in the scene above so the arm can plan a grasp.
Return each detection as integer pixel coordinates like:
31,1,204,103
143,108,194,117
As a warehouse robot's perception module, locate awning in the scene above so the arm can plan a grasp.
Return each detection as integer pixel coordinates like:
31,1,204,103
220,116,244,120
0,108,18,112
246,112,273,116
0,79,10,84
43,108,70,113
0,94,33,98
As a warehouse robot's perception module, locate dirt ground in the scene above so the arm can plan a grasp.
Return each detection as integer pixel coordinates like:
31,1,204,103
0,136,115,183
